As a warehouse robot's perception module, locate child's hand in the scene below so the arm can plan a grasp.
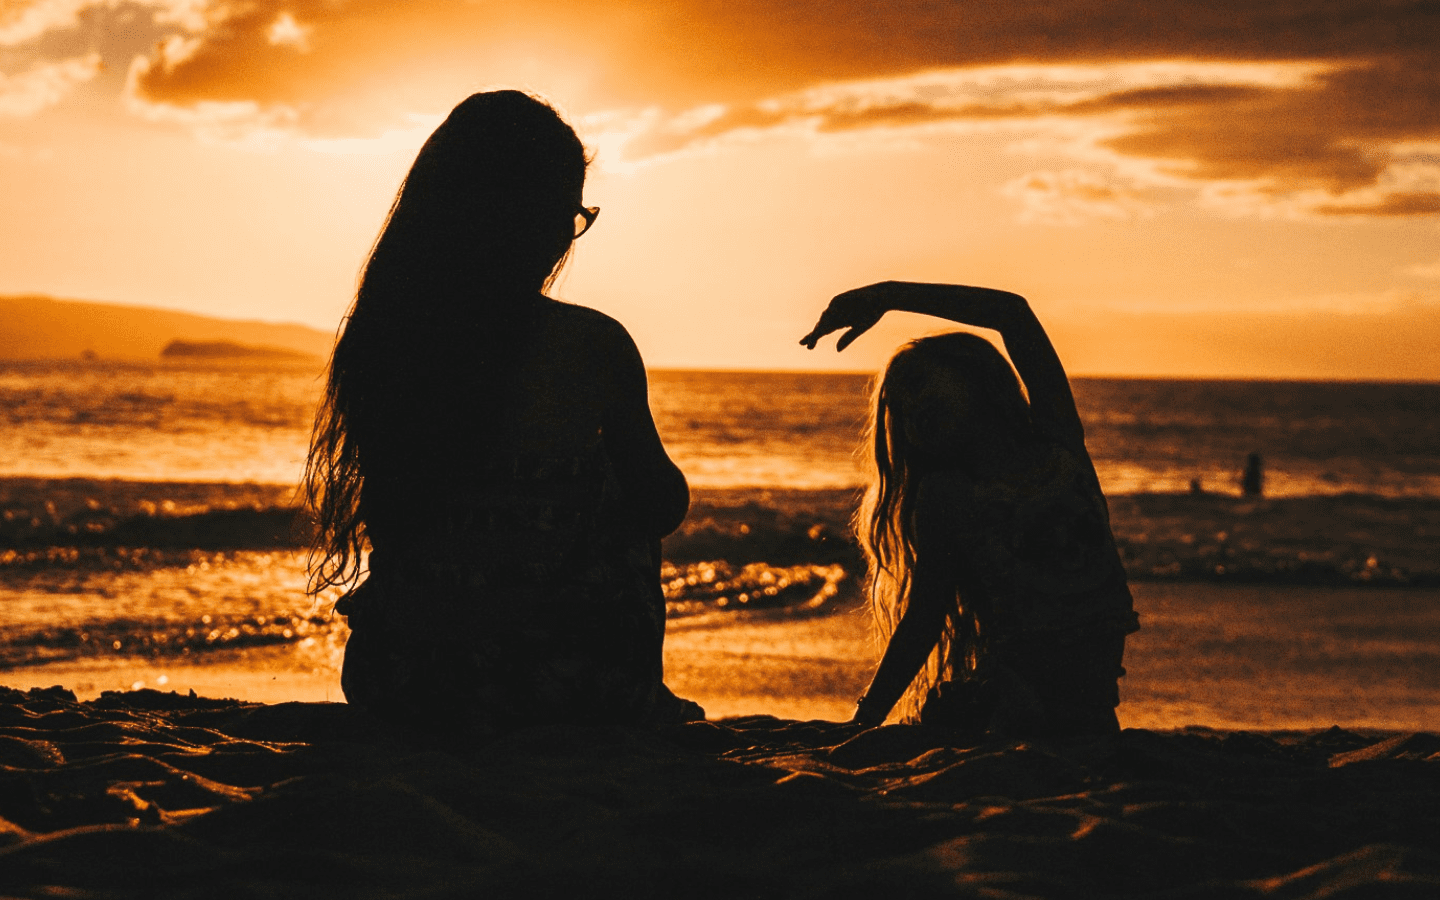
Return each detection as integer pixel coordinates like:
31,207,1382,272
848,693,890,728
800,283,895,351
849,706,887,728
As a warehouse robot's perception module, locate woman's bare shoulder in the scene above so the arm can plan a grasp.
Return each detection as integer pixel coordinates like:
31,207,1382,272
535,299,645,383
542,299,633,343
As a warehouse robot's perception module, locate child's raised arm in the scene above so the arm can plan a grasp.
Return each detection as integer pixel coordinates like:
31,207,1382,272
801,281,1086,456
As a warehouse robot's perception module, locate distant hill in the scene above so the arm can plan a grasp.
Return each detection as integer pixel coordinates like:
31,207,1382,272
0,295,334,363
160,340,320,362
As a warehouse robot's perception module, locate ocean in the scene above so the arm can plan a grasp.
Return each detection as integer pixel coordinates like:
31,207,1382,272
2,360,1438,728
9,361,1438,495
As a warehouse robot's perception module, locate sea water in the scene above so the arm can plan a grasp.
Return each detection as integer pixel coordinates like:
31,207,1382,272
2,360,1439,727
6,361,1439,496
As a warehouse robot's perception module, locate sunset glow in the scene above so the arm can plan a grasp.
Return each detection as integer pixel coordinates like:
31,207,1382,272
2,0,1437,377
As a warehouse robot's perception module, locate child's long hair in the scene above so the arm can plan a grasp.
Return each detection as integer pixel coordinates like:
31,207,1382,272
856,332,1034,718
304,91,589,595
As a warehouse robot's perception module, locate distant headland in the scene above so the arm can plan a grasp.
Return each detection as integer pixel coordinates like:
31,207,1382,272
0,295,332,363
160,340,320,362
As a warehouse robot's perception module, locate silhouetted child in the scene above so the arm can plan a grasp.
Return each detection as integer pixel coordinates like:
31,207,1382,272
802,282,1139,737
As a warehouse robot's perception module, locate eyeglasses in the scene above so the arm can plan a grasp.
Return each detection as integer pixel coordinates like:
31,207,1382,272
574,205,600,238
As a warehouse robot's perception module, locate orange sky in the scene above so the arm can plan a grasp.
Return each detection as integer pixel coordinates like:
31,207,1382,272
1,0,1437,377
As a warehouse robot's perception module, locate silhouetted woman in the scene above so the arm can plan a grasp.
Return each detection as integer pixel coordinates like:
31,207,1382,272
803,282,1139,736
306,91,699,738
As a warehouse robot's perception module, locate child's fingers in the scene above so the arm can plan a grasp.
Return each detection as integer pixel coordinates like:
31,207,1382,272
798,327,826,348
799,317,842,348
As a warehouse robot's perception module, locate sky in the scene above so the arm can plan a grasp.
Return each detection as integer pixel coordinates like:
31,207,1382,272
1,0,1437,378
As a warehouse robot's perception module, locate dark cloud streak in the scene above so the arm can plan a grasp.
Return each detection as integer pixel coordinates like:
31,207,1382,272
1103,61,1440,206
122,0,1440,112
1316,193,1440,216
108,0,1440,217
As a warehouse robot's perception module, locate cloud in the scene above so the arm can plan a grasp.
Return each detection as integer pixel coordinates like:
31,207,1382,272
110,2,1437,120
7,0,1435,215
1002,169,1155,226
266,11,312,52
0,53,101,116
1315,192,1440,217
118,0,630,139
1405,260,1440,280
0,1,207,46
604,57,1440,219
1096,59,1440,214
628,57,1439,218
0,0,93,47
613,62,1328,158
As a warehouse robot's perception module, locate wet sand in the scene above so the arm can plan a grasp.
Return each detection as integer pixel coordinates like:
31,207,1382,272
7,582,1438,732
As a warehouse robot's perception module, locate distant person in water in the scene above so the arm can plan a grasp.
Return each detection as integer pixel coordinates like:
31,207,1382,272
305,90,701,738
802,283,1139,737
1241,453,1264,497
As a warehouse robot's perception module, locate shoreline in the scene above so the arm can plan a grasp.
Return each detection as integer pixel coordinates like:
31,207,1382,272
5,582,1439,733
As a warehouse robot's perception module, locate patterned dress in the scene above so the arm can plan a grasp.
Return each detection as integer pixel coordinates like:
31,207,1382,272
916,440,1140,734
337,441,682,739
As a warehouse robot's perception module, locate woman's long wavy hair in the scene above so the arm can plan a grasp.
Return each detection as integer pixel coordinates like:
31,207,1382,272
857,332,1034,718
304,91,589,595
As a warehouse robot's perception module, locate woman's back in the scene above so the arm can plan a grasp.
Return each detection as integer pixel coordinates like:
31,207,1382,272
497,300,632,456
307,90,697,736
357,296,684,542
339,299,690,737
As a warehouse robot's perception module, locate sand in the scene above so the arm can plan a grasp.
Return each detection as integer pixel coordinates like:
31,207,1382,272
3,583,1440,896
1,686,1439,899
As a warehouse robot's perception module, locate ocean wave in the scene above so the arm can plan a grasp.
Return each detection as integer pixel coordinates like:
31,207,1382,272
2,480,1437,670
0,556,853,670
4,478,1439,588
1106,492,1440,587
0,477,306,563
662,561,848,617
0,611,334,669
678,489,1440,589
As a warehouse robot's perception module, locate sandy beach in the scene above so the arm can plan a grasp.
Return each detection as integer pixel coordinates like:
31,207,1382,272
3,583,1439,897
2,684,1439,898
